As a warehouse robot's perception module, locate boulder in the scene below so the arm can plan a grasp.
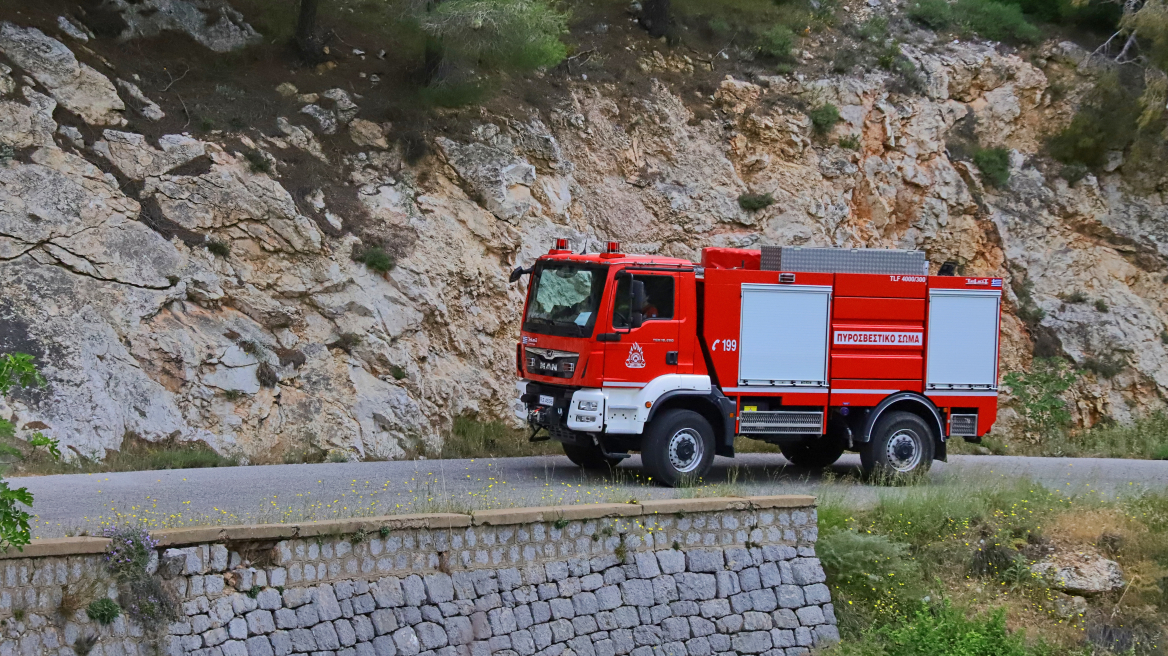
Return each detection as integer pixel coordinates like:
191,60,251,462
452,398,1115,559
96,0,261,52
1031,557,1125,595
0,23,125,127
94,131,205,180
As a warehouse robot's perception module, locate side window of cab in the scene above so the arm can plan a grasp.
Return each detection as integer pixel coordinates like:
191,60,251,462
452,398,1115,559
612,275,675,328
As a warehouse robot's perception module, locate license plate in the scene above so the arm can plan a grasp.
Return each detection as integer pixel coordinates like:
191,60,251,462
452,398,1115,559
539,394,554,406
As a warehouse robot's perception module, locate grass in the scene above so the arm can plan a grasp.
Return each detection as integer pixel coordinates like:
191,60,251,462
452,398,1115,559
908,0,1042,43
819,479,1168,655
6,434,238,476
438,416,560,459
838,134,862,150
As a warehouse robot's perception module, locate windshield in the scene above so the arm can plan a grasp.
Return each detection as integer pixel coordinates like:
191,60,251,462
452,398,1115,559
523,262,607,337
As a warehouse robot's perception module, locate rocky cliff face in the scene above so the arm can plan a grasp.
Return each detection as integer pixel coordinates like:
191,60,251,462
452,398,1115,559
0,13,1164,462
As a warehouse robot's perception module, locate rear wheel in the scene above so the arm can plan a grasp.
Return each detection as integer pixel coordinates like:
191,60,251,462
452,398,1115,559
641,409,716,487
860,411,935,479
779,436,845,469
562,443,621,470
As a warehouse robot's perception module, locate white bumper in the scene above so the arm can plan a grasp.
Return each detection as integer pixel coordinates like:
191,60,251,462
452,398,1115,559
513,380,529,420
565,375,713,434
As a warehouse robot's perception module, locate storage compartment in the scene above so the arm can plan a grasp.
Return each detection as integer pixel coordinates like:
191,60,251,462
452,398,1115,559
949,413,978,437
926,289,1001,389
738,284,831,387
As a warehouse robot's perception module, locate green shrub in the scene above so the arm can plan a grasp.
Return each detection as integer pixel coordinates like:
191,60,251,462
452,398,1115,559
954,0,1042,43
244,150,271,174
1061,290,1088,303
738,192,775,211
838,134,862,150
86,598,120,625
1094,298,1109,313
809,103,842,135
1049,73,1140,169
908,0,953,29
868,602,1056,656
206,240,231,258
908,0,1041,43
1059,163,1089,186
0,353,46,551
390,365,408,380
1004,358,1075,440
973,147,1010,187
419,0,568,72
758,25,796,62
856,15,889,42
1082,354,1124,378
352,246,395,273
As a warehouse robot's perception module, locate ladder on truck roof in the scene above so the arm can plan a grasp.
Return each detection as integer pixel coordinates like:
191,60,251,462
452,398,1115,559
759,245,928,275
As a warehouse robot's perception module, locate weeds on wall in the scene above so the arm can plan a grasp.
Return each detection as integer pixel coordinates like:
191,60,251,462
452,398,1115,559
102,526,178,632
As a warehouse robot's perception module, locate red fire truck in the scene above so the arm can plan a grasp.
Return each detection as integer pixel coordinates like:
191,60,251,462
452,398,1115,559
511,240,1001,486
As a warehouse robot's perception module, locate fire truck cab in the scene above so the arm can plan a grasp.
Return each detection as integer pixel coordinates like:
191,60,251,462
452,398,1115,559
511,239,1001,486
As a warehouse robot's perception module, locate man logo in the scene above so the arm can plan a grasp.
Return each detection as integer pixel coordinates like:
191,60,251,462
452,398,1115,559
625,343,646,369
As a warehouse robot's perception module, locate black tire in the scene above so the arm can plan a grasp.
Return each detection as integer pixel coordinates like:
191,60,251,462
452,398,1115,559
860,411,935,479
563,443,621,470
779,436,846,469
641,409,716,487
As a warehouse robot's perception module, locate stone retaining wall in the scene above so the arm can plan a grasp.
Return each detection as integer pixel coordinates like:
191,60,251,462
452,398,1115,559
0,496,835,656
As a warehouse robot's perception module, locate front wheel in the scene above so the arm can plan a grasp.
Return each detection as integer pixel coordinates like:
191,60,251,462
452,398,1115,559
641,409,715,487
779,436,845,470
563,443,621,471
860,411,935,479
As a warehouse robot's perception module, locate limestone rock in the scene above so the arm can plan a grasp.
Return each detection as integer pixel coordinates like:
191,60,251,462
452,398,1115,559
276,117,328,163
56,16,90,43
0,88,57,148
94,130,205,180
0,23,125,126
1031,557,1124,595
98,0,262,52
144,149,323,254
350,119,388,149
117,79,165,121
301,104,337,134
435,137,540,223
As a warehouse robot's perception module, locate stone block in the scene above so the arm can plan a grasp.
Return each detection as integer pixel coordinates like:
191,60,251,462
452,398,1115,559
715,571,740,598
770,629,795,648
661,617,690,642
789,560,824,586
246,635,274,656
698,599,730,619
686,550,724,573
372,609,398,635
812,625,839,645
675,573,716,601
403,576,427,607
795,607,824,626
373,635,397,656
730,631,772,654
776,586,804,610
394,626,422,656
425,573,455,604
416,622,448,650
246,609,275,635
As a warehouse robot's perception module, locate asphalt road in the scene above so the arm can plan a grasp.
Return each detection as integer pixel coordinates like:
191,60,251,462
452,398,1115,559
18,453,1168,538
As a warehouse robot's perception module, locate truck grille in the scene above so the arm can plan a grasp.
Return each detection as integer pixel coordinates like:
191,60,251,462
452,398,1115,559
740,410,824,435
949,413,978,437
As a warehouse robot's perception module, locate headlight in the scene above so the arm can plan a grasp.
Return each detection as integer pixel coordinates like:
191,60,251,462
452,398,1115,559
575,415,597,423
578,400,598,412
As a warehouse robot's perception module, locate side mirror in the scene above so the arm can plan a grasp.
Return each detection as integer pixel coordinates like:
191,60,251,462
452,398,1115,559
938,261,957,276
630,280,646,329
509,266,531,283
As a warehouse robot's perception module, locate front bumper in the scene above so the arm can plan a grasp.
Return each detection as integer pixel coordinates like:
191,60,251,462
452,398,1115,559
514,381,604,433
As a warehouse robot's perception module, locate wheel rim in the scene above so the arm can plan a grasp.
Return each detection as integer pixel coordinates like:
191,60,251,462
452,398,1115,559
667,428,704,473
885,429,923,472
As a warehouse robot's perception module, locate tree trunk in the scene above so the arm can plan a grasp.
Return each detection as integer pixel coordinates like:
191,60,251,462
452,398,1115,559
639,0,671,38
296,0,327,64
